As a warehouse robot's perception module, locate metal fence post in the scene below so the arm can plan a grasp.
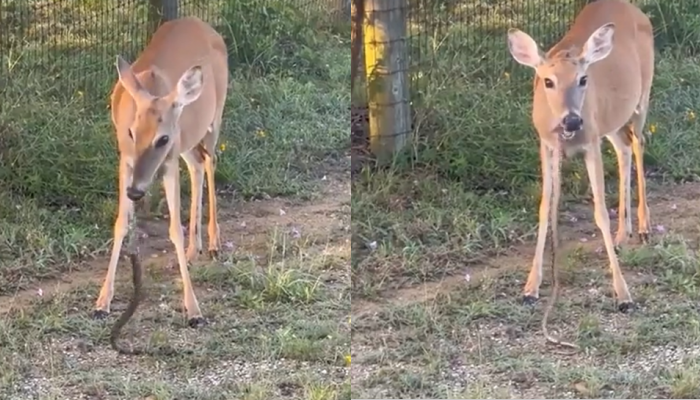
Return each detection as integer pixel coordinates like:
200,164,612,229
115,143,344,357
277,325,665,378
363,0,411,164
147,0,179,40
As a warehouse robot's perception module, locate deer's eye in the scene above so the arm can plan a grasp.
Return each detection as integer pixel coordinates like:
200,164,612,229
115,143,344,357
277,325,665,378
543,78,555,89
579,75,588,86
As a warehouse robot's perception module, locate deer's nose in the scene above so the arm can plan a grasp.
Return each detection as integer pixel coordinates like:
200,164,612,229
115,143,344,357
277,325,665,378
561,113,583,132
126,186,145,202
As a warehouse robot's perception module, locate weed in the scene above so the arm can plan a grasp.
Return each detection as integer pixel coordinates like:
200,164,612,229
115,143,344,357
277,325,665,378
352,0,700,397
0,0,349,292
0,1,350,398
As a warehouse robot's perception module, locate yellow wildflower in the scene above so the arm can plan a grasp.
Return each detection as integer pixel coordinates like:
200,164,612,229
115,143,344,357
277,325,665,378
649,123,656,135
688,110,696,122
344,354,351,366
256,129,266,138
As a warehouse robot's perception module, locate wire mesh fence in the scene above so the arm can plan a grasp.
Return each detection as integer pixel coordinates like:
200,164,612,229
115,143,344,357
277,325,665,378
0,0,349,102
354,0,700,161
0,0,349,266
408,0,700,81
0,0,349,215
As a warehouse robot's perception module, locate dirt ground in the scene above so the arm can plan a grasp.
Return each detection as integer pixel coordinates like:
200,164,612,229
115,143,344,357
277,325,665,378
0,172,351,400
351,181,700,399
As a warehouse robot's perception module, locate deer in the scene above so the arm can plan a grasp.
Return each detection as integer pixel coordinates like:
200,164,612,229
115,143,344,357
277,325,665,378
506,0,654,315
93,16,229,328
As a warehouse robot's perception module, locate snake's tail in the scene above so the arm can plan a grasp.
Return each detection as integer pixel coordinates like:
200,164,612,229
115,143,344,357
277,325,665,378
110,253,144,355
541,184,579,355
541,278,579,353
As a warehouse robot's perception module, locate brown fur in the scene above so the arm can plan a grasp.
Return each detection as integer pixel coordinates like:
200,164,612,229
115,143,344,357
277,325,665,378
531,0,654,151
509,0,655,349
95,17,229,330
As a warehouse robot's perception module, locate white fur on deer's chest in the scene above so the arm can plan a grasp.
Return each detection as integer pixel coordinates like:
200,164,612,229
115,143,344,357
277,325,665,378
542,121,629,160
540,128,588,158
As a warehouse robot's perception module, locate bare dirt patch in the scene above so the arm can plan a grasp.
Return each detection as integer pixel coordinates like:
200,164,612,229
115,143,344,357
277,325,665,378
0,172,351,400
352,182,700,399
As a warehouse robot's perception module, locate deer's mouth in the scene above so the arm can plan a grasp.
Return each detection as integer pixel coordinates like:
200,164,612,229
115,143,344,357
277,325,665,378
555,125,581,141
561,130,577,140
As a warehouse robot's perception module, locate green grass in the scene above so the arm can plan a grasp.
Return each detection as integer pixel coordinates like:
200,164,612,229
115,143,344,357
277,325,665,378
352,0,700,298
0,0,350,398
0,0,349,292
0,218,351,399
352,200,700,397
352,0,700,397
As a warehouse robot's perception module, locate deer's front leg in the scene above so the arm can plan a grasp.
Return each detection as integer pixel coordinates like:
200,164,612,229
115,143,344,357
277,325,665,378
162,159,205,327
95,159,134,318
584,146,633,311
524,143,556,304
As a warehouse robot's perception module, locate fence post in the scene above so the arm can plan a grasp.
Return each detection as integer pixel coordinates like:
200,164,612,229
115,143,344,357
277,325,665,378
147,0,179,40
363,0,411,164
339,0,351,19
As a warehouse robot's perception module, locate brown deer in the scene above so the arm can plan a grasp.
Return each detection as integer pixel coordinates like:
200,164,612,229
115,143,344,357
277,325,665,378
507,0,654,312
94,17,229,327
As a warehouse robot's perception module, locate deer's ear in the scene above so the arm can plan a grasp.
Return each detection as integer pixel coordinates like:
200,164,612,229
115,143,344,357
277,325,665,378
581,23,615,65
507,29,543,68
174,65,204,106
115,55,145,98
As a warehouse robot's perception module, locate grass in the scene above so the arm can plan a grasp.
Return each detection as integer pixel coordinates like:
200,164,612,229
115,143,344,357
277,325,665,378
352,0,700,296
352,207,700,397
0,0,350,398
352,0,700,397
0,0,349,290
0,222,351,399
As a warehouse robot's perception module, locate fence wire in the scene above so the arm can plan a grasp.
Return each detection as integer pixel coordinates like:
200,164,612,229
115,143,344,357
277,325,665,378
0,0,347,101
355,0,700,152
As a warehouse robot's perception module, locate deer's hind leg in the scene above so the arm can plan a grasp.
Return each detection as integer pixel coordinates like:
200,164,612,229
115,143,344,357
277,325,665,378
200,124,221,259
630,97,651,243
606,130,633,250
182,149,206,263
